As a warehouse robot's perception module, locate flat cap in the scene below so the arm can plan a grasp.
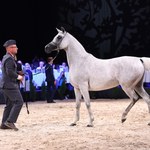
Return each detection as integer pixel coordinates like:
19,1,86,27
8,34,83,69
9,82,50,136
3,39,16,48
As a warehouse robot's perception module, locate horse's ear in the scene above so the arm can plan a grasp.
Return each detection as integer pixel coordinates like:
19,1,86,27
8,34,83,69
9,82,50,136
61,27,65,33
56,28,61,33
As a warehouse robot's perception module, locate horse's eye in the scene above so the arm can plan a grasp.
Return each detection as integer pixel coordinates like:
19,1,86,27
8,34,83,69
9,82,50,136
57,36,62,40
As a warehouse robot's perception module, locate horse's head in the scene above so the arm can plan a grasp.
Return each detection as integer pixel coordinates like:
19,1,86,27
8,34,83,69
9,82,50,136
45,27,67,54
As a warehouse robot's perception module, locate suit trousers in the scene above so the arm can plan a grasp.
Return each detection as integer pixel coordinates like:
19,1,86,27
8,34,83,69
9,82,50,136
1,89,24,123
46,81,56,102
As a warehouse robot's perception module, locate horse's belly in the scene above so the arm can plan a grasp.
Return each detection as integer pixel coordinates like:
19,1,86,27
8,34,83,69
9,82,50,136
70,71,119,90
89,79,119,91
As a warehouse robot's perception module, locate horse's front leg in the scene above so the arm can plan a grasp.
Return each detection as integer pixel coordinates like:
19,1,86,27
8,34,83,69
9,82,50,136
70,88,82,126
80,85,94,127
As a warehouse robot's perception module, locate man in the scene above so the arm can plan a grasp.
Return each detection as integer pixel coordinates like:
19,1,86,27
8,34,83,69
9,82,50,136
45,57,56,103
0,39,24,131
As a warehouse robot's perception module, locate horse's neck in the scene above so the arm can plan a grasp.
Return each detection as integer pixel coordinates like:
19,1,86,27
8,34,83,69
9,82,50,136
66,34,89,67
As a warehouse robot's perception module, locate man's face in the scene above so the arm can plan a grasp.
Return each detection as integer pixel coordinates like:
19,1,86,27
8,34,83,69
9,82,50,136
6,44,18,55
49,60,53,64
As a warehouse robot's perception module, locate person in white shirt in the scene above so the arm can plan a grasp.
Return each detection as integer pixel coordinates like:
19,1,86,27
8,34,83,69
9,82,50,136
36,61,45,73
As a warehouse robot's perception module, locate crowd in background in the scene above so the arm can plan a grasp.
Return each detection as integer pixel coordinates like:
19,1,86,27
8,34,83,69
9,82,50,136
0,57,74,100
1,56,150,101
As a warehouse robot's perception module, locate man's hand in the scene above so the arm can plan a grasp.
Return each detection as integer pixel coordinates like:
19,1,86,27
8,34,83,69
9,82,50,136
17,75,24,81
54,80,56,86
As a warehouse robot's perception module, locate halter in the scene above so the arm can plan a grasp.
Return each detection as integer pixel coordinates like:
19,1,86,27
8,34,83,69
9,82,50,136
49,32,67,62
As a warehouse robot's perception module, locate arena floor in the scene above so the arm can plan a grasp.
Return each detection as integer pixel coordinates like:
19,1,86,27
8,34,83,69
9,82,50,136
0,99,150,150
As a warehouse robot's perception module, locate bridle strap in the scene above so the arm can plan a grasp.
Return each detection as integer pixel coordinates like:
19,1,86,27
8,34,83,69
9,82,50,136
57,31,67,50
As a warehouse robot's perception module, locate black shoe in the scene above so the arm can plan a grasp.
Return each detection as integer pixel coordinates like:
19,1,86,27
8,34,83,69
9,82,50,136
0,124,11,129
4,121,19,131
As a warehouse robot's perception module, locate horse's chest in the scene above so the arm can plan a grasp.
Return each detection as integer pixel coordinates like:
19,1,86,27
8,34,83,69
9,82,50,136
69,71,87,87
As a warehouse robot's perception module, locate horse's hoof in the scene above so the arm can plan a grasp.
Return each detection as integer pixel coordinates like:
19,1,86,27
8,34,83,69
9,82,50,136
121,118,126,123
147,122,150,126
87,124,93,127
70,123,76,126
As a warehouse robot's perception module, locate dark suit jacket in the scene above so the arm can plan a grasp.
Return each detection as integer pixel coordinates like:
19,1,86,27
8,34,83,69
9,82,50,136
0,53,19,89
45,64,55,83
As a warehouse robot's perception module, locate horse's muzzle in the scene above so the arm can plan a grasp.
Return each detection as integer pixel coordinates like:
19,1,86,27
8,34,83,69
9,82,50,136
45,43,57,54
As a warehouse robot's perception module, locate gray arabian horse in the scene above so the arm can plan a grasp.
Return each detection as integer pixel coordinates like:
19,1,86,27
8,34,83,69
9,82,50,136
45,27,150,127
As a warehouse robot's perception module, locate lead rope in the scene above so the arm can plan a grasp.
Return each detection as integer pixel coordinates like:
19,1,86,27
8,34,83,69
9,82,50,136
45,50,60,71
52,50,60,61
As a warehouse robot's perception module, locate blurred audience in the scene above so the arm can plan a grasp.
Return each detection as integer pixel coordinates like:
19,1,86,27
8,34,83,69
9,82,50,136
0,60,2,79
0,55,73,100
36,61,45,73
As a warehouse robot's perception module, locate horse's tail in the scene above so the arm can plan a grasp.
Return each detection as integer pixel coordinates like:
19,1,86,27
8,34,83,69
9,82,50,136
140,57,150,71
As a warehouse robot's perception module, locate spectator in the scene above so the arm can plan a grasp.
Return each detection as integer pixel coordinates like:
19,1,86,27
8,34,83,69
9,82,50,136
54,64,62,88
31,56,40,72
57,71,67,100
17,60,25,71
0,60,2,79
24,63,33,92
25,63,33,82
60,62,69,72
36,61,45,73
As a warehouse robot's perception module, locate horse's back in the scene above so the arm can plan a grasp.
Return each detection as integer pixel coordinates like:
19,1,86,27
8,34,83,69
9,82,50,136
83,56,145,90
87,55,143,75
110,56,144,86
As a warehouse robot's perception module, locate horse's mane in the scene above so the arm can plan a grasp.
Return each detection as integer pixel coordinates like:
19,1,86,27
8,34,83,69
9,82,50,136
67,32,87,53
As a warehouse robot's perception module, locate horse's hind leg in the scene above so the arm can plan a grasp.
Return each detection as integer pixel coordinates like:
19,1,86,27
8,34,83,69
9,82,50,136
134,85,150,125
121,87,139,123
135,86,150,111
70,88,82,126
